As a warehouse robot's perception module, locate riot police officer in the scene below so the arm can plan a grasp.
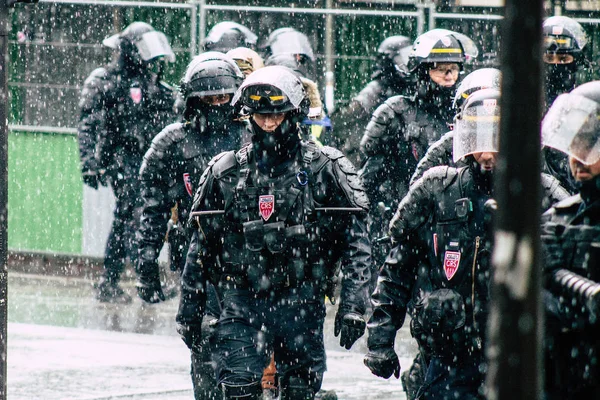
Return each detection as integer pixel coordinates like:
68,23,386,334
364,89,568,399
135,52,247,398
176,66,372,400
77,22,177,303
409,67,501,184
330,35,413,165
203,21,258,53
262,28,316,80
543,16,589,108
359,29,474,269
542,16,590,194
540,81,600,399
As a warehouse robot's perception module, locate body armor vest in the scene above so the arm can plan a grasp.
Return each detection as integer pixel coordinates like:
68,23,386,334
218,141,336,294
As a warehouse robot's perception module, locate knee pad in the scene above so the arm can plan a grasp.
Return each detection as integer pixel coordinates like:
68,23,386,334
280,375,316,400
221,381,262,399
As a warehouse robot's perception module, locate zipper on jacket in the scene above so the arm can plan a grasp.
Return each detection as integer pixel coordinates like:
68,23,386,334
471,236,480,328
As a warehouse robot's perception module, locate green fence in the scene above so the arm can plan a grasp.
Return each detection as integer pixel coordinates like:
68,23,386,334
8,131,82,254
9,0,600,255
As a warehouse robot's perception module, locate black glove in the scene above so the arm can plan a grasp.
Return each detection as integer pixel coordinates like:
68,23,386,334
541,223,565,270
334,308,366,350
81,158,107,189
364,347,401,379
135,259,165,304
82,170,100,189
177,323,203,353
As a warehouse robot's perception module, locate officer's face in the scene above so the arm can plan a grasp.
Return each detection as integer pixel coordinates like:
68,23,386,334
473,152,497,171
429,63,460,87
200,94,231,106
569,156,600,181
253,113,286,132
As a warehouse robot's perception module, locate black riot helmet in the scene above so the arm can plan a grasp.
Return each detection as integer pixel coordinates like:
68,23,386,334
262,28,315,61
233,66,308,117
103,22,175,71
265,53,307,78
373,35,413,83
179,52,244,126
408,29,476,116
232,66,309,152
407,29,475,73
542,81,600,168
453,68,502,111
203,21,258,53
543,16,589,107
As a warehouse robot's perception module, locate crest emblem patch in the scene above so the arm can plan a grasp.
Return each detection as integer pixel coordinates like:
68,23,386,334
183,173,193,197
130,87,142,104
443,251,461,280
259,195,275,221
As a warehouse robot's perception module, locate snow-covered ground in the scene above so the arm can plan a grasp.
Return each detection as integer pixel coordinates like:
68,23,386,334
7,273,416,399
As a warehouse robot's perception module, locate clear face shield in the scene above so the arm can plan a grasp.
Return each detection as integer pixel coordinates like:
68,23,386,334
542,93,600,166
134,31,175,63
453,99,500,162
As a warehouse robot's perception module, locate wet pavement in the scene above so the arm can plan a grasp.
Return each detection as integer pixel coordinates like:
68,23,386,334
7,272,416,399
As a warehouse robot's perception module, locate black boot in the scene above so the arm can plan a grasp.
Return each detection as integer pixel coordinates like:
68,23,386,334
95,276,132,304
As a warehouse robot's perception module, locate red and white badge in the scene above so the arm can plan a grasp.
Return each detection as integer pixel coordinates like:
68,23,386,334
259,195,275,221
183,173,193,197
443,250,461,281
130,87,142,104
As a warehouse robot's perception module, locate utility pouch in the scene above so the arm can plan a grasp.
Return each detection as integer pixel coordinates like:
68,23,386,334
264,222,287,254
287,258,306,287
455,198,472,220
243,220,265,252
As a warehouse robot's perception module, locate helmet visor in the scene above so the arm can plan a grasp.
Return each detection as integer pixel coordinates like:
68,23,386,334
544,16,588,52
268,31,315,61
243,86,289,111
206,22,258,47
135,31,175,62
453,100,500,162
542,93,600,166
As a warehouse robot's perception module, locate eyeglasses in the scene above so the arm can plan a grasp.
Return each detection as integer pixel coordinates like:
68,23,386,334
429,63,460,78
200,94,231,105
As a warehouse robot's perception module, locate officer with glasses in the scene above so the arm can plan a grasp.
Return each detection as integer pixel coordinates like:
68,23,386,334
359,29,476,270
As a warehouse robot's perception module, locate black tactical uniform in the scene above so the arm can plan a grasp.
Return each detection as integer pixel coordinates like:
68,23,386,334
177,66,371,400
365,89,568,400
540,82,600,400
77,22,177,303
542,16,590,195
330,35,413,165
136,53,247,399
359,30,475,273
410,68,501,185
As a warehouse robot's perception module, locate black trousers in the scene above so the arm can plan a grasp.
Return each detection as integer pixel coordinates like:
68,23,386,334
213,286,327,398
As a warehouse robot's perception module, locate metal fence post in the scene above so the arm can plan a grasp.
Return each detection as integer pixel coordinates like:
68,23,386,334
0,3,8,397
190,0,198,57
199,0,206,51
